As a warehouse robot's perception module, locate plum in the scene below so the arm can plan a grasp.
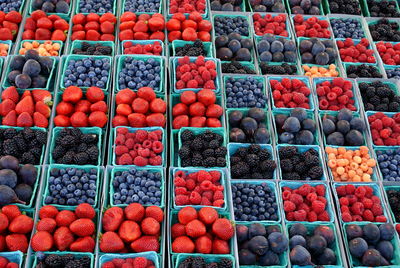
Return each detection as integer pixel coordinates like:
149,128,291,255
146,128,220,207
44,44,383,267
0,169,17,188
0,155,19,171
248,236,269,255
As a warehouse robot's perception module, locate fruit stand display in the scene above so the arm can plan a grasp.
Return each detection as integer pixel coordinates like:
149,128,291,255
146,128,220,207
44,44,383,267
1,0,400,267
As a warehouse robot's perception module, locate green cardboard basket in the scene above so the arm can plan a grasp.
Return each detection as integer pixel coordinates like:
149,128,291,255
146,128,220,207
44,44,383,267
291,14,333,39
0,40,12,56
323,0,365,15
286,0,324,15
75,0,117,14
16,40,64,56
48,127,103,165
297,37,338,66
252,13,292,39
344,62,384,78
374,146,400,181
42,164,103,209
175,254,235,268
100,252,160,268
0,251,23,267
70,40,115,56
260,62,301,75
221,61,257,74
256,35,298,65
108,166,165,207
336,38,379,65
362,0,400,17
121,40,165,56
15,165,41,209
384,185,400,223
329,16,367,39
213,14,252,37
122,0,163,13
300,63,344,77
31,252,94,266
29,0,73,16
172,40,213,57
60,55,112,91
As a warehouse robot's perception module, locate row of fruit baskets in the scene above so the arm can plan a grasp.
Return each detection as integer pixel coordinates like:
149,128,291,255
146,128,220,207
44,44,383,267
1,0,400,267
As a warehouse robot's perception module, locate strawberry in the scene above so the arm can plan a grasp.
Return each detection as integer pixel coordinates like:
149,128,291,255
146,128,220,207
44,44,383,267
116,88,136,104
100,231,125,253
90,101,107,113
36,218,57,233
24,18,36,31
1,86,19,102
119,29,134,40
103,207,124,231
146,113,165,127
112,115,128,126
75,100,91,113
72,13,86,25
54,115,70,126
35,28,51,40
5,234,28,252
54,226,74,251
8,215,33,234
0,236,5,251
88,111,107,127
15,95,34,115
31,10,46,21
185,219,206,238
55,210,76,227
178,207,197,225
33,112,48,128
121,11,136,22
198,207,218,225
101,21,114,34
0,212,8,232
212,238,230,254
32,89,52,105
172,236,195,253
0,99,16,116
70,218,95,237
195,235,212,254
56,101,74,115
100,13,116,24
172,223,186,238
70,236,95,252
5,11,22,23
127,113,146,127
118,220,141,242
197,89,216,106
54,19,69,31
86,86,104,102
150,98,166,113
63,86,83,103
87,13,100,22
145,206,164,222
70,111,88,127
137,87,156,101
39,205,59,219
0,28,12,40
124,203,144,221
75,203,95,219
212,218,234,240
130,236,160,252
21,91,31,99
35,101,51,118
86,30,100,40
17,112,33,127
71,31,85,40
37,17,52,29
31,231,53,251
141,217,160,235
1,205,21,221
85,21,100,31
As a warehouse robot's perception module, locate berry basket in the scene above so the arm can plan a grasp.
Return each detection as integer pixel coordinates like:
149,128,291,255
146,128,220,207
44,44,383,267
296,36,341,67
280,181,336,223
222,61,258,74
341,222,400,267
343,62,386,78
2,55,58,91
260,61,302,75
0,251,23,267
30,252,95,267
365,111,400,147
172,40,213,57
48,127,103,165
251,12,293,39
212,13,253,38
335,38,381,66
75,0,117,14
171,56,222,94
364,17,400,42
372,146,400,181
327,14,369,40
382,184,400,223
107,166,166,208
312,77,361,112
0,40,13,57
286,0,325,15
318,110,370,147
28,0,73,17
324,145,379,182
167,1,209,19
230,180,282,223
285,222,345,268
13,165,42,209
121,40,165,56
323,0,366,16
16,40,64,57
121,0,163,14
41,164,103,209
177,127,227,168
228,143,278,180
174,253,235,268
255,35,298,66
170,167,229,211
99,252,161,268
115,54,166,93
384,65,400,79
332,182,390,224
361,0,400,17
60,55,113,91
276,144,328,181
356,76,400,97
233,222,287,268
271,109,322,146
222,74,268,110
300,63,344,77
290,14,334,40
109,126,167,167
267,75,315,111
226,108,274,144
70,40,115,56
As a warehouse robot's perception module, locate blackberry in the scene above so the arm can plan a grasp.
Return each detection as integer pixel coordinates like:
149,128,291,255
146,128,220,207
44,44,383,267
82,133,98,144
21,127,35,140
44,254,63,267
230,156,242,165
246,154,259,167
290,155,301,166
81,42,91,51
14,136,26,151
77,143,88,153
389,102,400,111
3,128,16,139
376,104,389,111
191,156,203,167
202,149,215,158
260,160,277,172
258,149,271,160
181,159,192,167
86,146,99,162
305,155,320,167
178,146,191,159
208,139,221,149
279,146,297,159
206,263,219,268
248,144,261,154
251,172,263,179
29,147,42,158
296,163,308,175
280,159,293,172
204,157,216,167
309,166,324,179
283,172,301,180
216,157,226,167
215,147,227,157
231,163,250,178
61,254,74,265
60,151,75,164
201,130,216,142
59,135,77,147
235,147,248,158
96,46,112,55
221,61,256,74
303,148,318,157
219,258,233,268
35,130,48,144
74,152,90,164
181,130,195,141
175,40,206,57
191,137,204,151
192,257,206,268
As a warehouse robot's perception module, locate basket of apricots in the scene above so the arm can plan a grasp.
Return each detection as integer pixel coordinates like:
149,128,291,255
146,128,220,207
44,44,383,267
18,41,62,56
326,146,377,182
0,42,10,56
302,64,340,77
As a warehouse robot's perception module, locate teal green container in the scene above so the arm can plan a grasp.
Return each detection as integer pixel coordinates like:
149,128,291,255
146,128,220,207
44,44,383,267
0,251,23,267
171,56,221,94
123,0,163,13
168,4,208,19
374,146,400,181
342,222,400,267
319,110,368,146
228,143,277,180
75,0,117,14
256,35,297,65
267,75,314,111
42,164,102,209
344,62,384,78
236,222,287,268
172,40,213,57
300,63,344,77
297,37,337,66
177,127,227,167
31,252,94,266
108,166,165,207
329,16,367,39
2,55,57,91
70,40,115,56
333,182,389,223
362,0,400,17
384,65,400,79
323,0,366,15
252,13,292,39
313,77,360,112
291,14,332,39
100,252,160,268
276,144,327,180
175,254,235,268
260,62,301,75
213,14,251,37
29,0,73,16
286,0,324,15
116,55,165,93
111,126,166,167
272,109,321,145
60,55,112,91
365,111,398,147
286,222,344,267
357,77,399,100
222,61,257,74
48,127,103,165
281,181,335,223
121,40,165,56
15,165,41,209
384,185,400,223
336,38,379,65
0,40,12,56
223,75,268,109
226,108,272,144
170,167,228,211
17,40,63,56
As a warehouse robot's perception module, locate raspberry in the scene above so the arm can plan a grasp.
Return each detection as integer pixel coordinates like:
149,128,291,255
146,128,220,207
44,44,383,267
342,212,352,222
174,177,186,187
175,187,188,195
152,141,163,154
175,195,189,205
284,201,296,212
341,205,350,213
213,199,225,207
293,210,307,221
297,185,311,196
362,198,373,209
297,203,310,213
363,209,375,221
125,138,135,149
186,179,196,191
382,117,394,127
197,170,212,182
115,145,129,156
213,191,224,200
282,190,292,200
149,155,162,165
135,130,148,143
317,211,330,221
286,212,295,221
311,200,325,214
175,170,186,178
317,196,327,205
202,191,213,201
355,186,367,199
339,197,349,206
351,202,364,215
307,211,318,222
347,195,357,205
364,186,374,198
345,184,356,194
201,197,212,206
133,156,148,166
200,180,213,191
289,193,303,206
375,215,387,222
352,215,363,221
371,204,383,216
189,191,201,204
306,192,317,202
315,185,325,196
371,196,380,203
188,172,198,181
209,171,221,182
118,153,133,165
336,185,347,196
115,135,126,145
